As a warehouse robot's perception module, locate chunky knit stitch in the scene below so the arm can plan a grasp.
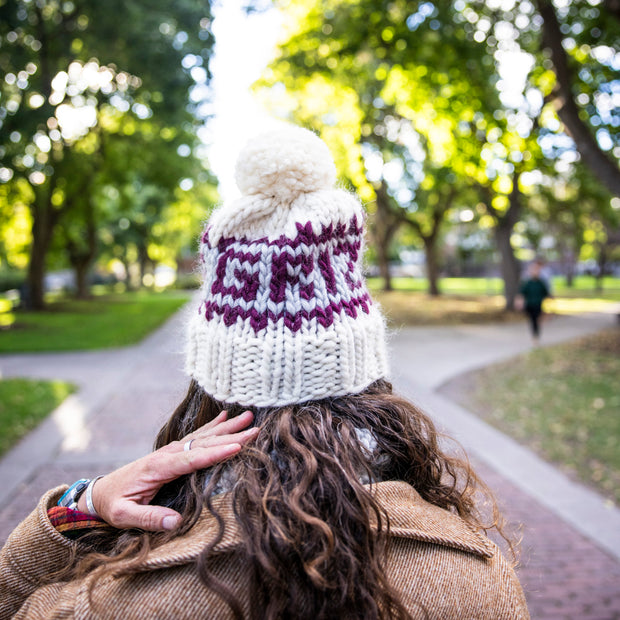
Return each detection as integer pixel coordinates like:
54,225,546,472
185,127,389,406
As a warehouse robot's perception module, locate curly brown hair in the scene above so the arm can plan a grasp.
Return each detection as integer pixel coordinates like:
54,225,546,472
70,378,509,619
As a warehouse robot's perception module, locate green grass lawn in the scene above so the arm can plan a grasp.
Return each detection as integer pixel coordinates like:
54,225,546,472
367,275,620,299
367,276,505,295
0,378,75,456
366,276,620,326
0,290,190,353
443,328,620,504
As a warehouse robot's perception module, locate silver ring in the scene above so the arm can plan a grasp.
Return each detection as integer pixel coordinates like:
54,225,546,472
184,439,194,452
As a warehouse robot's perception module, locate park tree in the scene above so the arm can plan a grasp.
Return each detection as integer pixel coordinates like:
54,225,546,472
55,145,99,298
462,0,620,197
401,165,468,296
0,0,216,308
96,164,217,291
262,0,620,308
63,104,211,295
148,176,219,271
379,60,533,304
261,0,539,306
361,120,472,295
520,160,615,287
576,178,620,289
460,118,547,308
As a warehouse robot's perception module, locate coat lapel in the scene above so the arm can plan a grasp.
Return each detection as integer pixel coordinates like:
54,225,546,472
372,481,495,558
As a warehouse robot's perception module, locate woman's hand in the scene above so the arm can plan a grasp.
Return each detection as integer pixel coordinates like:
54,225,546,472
76,411,257,532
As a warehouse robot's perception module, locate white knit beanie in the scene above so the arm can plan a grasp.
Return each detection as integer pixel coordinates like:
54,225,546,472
185,126,389,407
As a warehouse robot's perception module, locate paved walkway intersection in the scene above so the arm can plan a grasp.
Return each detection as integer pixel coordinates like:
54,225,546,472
1,305,618,619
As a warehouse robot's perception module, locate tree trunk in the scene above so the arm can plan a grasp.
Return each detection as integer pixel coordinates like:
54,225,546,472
596,245,607,293
372,181,403,292
376,240,393,292
564,250,576,288
23,8,56,310
423,235,441,296
26,187,59,310
494,224,521,310
555,236,575,287
69,236,94,299
138,244,150,288
26,238,47,310
537,0,620,197
66,198,97,299
484,171,523,311
603,0,620,20
121,257,135,291
404,190,453,297
74,262,90,299
605,0,620,20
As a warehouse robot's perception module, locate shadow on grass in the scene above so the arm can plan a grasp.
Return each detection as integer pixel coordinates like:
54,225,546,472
372,290,522,327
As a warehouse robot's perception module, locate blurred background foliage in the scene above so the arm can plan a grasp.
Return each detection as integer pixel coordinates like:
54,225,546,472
0,0,218,308
256,0,620,305
0,0,619,313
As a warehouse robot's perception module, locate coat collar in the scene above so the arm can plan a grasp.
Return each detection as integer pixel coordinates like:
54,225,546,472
139,481,494,570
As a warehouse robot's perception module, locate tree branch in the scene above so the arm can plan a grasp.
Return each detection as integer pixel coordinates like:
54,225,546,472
537,0,620,197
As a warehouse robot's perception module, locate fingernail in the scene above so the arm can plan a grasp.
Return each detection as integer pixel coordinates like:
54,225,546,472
162,516,180,531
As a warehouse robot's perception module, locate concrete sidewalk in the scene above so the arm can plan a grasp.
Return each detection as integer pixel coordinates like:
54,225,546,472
389,313,620,561
388,313,620,620
0,303,193,529
0,308,619,619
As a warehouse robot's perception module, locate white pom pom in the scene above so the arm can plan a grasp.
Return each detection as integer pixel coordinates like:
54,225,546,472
234,127,337,202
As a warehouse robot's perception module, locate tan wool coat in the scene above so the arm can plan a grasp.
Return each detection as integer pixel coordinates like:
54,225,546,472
0,481,529,619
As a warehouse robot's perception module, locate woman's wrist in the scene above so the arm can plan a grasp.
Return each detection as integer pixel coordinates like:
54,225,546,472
76,476,104,516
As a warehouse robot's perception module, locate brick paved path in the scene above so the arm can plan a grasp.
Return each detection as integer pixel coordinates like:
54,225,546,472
478,460,620,620
1,307,619,618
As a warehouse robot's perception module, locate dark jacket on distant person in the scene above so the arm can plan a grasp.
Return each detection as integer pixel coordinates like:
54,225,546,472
520,278,549,310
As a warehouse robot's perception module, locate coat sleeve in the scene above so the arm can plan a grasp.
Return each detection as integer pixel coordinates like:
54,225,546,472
0,486,86,620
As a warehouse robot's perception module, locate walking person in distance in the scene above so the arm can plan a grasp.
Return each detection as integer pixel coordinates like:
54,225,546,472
518,259,552,343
